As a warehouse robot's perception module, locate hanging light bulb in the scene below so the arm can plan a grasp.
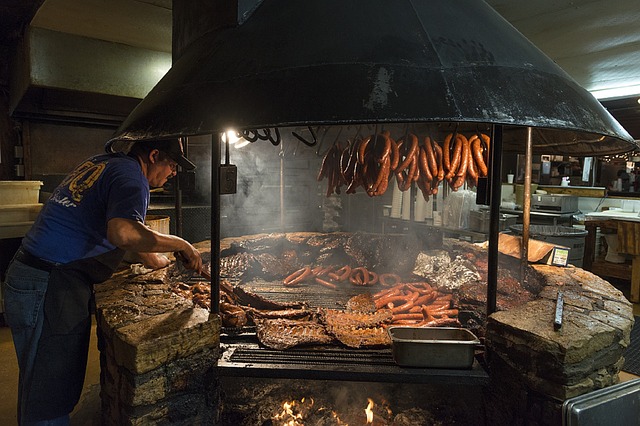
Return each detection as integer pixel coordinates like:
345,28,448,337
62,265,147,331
234,139,250,149
222,129,241,144
221,129,250,148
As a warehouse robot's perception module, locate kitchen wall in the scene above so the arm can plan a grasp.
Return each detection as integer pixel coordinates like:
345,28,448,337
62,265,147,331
24,121,114,194
0,46,20,181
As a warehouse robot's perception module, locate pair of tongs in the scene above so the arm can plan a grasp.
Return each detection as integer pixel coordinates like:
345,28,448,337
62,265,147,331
174,252,211,281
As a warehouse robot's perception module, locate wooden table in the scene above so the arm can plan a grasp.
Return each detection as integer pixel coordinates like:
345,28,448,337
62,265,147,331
583,216,640,302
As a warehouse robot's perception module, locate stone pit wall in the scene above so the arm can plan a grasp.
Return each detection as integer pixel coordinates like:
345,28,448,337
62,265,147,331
485,264,635,426
94,263,221,426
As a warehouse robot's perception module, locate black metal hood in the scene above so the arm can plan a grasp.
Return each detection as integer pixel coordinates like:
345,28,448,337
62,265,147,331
109,0,638,155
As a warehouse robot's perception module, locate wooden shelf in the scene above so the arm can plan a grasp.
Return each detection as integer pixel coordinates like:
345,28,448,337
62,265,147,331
538,186,606,198
583,218,640,302
590,257,632,281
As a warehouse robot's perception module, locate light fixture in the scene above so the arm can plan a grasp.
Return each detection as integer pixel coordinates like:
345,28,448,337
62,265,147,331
589,84,640,100
221,129,243,145
221,129,249,148
234,139,250,149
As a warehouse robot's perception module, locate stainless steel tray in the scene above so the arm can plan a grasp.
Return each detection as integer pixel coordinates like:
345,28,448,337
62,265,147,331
562,378,640,426
388,327,480,369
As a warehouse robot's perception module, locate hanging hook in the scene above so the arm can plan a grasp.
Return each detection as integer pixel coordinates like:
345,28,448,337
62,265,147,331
291,126,317,147
352,125,363,144
314,126,333,156
268,127,281,146
241,129,259,142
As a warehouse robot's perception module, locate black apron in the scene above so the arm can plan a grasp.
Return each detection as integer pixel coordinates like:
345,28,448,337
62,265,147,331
23,248,124,422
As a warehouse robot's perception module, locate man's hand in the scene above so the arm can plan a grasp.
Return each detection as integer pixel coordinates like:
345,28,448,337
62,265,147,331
174,245,203,273
107,218,202,273
137,253,171,270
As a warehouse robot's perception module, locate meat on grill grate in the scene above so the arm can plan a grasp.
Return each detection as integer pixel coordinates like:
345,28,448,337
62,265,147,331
247,307,315,320
255,318,335,350
325,325,391,348
320,309,393,329
345,293,377,313
220,252,253,279
319,308,394,348
233,286,307,310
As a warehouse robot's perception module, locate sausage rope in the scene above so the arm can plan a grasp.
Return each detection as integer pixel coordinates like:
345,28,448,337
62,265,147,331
318,131,491,196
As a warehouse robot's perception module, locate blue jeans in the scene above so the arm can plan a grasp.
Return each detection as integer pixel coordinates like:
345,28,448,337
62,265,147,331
3,259,70,426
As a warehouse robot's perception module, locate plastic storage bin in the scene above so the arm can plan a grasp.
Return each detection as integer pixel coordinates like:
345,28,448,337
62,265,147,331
0,181,43,204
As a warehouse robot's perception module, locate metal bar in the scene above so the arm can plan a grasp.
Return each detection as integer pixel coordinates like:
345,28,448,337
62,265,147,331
280,141,285,231
217,344,489,386
521,127,533,284
554,291,564,330
174,136,186,237
211,133,221,315
487,125,503,315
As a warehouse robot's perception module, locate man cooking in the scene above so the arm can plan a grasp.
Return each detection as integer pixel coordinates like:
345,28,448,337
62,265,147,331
1,138,203,425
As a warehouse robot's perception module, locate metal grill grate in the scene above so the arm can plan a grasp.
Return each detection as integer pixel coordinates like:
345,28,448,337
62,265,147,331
229,346,396,366
215,273,488,385
218,343,489,385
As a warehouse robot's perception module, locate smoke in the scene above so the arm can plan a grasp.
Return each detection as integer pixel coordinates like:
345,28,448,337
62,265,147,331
219,132,324,238
206,123,467,240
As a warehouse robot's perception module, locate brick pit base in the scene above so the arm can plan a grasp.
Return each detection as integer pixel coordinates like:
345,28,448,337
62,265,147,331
95,266,221,425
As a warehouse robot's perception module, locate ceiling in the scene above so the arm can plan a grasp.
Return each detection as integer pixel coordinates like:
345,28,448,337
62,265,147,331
2,0,640,138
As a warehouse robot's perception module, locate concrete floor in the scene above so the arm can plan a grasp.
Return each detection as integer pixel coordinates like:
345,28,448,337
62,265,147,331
0,319,101,426
0,284,639,426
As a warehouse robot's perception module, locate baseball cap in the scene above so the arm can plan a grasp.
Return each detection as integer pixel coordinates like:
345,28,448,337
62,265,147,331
153,139,196,171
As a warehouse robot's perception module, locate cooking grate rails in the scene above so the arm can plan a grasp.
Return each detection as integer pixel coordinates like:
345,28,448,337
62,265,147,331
228,346,396,367
218,342,488,385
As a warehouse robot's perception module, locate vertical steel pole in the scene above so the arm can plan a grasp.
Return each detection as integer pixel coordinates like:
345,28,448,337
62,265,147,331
487,125,503,315
174,137,185,237
211,133,221,315
280,142,286,232
521,127,534,285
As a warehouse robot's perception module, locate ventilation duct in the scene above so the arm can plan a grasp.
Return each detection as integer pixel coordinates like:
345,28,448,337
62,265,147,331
10,27,171,126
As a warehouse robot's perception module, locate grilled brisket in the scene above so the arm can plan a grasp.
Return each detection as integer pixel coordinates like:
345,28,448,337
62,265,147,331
327,325,391,348
320,308,393,329
255,318,335,350
345,293,377,313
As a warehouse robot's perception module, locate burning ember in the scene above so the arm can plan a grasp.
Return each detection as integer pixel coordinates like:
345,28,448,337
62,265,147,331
272,397,347,425
220,378,476,425
271,396,391,425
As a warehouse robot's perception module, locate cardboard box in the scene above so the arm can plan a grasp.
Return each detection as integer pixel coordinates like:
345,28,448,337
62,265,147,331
495,233,569,266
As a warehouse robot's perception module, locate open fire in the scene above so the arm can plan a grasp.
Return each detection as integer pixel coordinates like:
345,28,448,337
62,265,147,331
365,398,374,424
272,397,346,425
271,396,388,425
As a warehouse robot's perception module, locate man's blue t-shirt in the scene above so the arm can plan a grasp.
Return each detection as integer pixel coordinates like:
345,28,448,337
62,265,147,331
23,153,150,264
